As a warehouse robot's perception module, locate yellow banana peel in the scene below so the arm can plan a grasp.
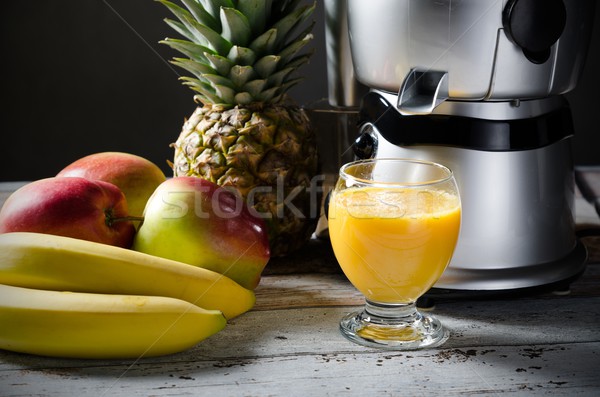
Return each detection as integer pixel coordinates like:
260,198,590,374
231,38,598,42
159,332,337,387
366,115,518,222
0,232,255,319
0,283,226,359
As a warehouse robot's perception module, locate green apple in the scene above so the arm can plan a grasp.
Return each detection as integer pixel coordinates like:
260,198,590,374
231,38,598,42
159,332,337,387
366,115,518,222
132,177,270,289
57,152,167,218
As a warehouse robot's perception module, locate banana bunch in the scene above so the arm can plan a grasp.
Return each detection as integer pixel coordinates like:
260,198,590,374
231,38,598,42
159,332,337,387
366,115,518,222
0,232,256,359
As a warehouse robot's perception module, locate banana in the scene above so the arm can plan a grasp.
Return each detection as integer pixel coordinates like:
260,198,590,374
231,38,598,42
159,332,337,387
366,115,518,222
0,232,255,319
0,283,226,359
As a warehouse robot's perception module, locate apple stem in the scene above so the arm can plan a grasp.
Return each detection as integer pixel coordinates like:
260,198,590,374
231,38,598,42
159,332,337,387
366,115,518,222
112,216,145,224
105,209,144,227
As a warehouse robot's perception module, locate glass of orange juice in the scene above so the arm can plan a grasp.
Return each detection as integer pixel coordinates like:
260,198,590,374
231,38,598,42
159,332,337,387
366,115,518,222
328,158,461,349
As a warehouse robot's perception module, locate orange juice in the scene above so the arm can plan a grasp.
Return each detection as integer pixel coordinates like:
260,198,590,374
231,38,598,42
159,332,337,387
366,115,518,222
328,186,461,303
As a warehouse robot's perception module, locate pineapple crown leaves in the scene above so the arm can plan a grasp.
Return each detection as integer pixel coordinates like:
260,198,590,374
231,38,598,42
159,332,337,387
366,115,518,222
159,0,315,106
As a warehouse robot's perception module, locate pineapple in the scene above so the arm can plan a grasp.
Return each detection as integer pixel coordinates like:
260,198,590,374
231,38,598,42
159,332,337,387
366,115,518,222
159,0,320,257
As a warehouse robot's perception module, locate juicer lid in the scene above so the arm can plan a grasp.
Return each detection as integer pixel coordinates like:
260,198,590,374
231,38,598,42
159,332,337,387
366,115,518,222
346,0,596,105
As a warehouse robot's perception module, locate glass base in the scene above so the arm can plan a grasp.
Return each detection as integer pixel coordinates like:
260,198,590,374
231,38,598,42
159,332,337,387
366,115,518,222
339,300,449,350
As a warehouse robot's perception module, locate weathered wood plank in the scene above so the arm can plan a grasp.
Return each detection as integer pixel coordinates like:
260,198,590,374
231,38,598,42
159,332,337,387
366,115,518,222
212,297,600,356
2,296,598,368
254,273,363,310
1,268,599,396
1,341,598,396
255,263,600,312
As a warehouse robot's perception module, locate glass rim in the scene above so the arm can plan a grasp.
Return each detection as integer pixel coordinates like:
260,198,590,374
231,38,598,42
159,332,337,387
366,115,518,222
339,158,454,188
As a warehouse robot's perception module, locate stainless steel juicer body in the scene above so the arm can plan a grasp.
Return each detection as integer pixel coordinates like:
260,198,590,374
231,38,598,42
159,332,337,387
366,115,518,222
356,92,586,290
338,0,596,291
347,0,595,108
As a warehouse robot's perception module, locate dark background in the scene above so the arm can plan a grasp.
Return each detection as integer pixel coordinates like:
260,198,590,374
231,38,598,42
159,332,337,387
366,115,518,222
1,0,598,181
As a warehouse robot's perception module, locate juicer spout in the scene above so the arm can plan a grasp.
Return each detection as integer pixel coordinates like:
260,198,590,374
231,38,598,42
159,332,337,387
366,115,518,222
397,69,449,115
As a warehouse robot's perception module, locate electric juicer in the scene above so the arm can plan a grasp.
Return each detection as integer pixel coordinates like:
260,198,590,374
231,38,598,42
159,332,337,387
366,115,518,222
331,0,596,293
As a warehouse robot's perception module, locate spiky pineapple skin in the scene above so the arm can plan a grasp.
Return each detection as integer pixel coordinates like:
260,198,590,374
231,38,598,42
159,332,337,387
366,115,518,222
172,99,319,256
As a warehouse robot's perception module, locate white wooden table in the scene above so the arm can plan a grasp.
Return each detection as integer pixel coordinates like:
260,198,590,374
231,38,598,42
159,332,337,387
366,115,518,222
1,181,599,396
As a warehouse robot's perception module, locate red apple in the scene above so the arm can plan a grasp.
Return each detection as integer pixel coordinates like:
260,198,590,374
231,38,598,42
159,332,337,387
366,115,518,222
132,177,270,289
0,177,135,248
57,152,167,218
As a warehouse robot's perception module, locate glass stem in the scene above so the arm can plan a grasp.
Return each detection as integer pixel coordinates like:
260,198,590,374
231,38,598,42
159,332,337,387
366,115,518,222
364,299,419,324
